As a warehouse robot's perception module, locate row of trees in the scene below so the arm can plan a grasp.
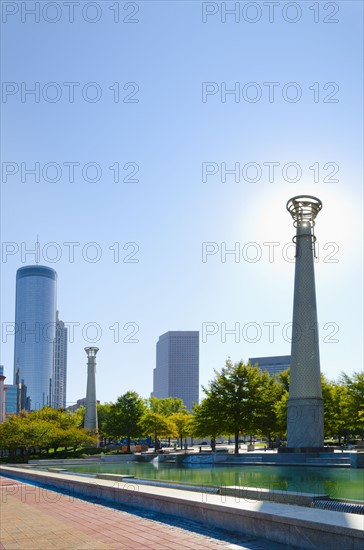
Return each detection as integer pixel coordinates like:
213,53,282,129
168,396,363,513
97,361,364,453
100,394,191,452
1,360,363,457
0,407,96,457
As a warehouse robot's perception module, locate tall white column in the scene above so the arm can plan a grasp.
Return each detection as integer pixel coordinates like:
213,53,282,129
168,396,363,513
84,347,98,433
286,196,324,450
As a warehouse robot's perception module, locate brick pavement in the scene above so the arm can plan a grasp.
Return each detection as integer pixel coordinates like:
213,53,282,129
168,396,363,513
0,476,285,550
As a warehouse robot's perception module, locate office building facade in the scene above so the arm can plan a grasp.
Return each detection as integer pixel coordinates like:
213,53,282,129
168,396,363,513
4,384,18,415
52,311,68,409
0,366,6,423
152,331,199,411
249,355,291,377
13,265,57,410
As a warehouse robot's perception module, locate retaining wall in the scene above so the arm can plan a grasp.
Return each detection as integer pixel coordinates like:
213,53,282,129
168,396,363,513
1,466,363,550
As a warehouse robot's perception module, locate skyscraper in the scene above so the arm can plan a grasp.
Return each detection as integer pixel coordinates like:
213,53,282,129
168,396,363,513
249,356,291,378
152,331,199,411
13,265,57,410
52,311,68,409
0,366,6,423
4,383,18,415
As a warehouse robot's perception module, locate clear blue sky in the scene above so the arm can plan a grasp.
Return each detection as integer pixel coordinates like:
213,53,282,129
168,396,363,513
1,1,363,406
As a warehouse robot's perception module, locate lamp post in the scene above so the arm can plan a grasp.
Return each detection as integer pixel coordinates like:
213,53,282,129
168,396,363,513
285,195,324,451
84,347,99,434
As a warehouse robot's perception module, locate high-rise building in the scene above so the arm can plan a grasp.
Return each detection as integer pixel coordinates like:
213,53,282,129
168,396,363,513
4,384,18,415
13,265,57,410
0,366,6,423
4,368,28,415
52,311,68,409
152,331,199,411
249,355,291,377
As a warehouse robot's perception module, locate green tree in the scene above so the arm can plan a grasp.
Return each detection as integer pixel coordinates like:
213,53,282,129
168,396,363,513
277,368,290,392
269,368,290,442
320,375,348,441
273,392,288,440
139,411,169,452
24,420,57,454
339,371,364,439
169,412,192,449
62,427,97,453
191,397,222,451
0,415,27,456
103,391,146,452
148,397,188,446
96,402,113,444
0,407,98,459
71,406,86,428
254,373,285,444
149,397,187,416
203,359,281,454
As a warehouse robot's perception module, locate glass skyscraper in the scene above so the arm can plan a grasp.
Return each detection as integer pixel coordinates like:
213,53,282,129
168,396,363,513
4,384,18,415
13,265,57,410
0,365,6,423
52,311,68,409
152,331,199,411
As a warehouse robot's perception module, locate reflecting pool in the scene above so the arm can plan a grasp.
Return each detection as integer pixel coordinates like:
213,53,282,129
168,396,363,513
66,462,364,501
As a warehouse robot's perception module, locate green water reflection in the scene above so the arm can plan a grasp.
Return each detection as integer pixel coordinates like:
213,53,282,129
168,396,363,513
66,462,364,501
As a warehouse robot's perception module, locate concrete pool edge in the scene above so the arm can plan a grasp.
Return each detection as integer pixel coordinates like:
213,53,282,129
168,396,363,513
93,472,333,506
1,465,363,550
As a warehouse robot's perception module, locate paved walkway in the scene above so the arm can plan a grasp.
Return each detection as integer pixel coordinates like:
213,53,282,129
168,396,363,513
0,476,287,550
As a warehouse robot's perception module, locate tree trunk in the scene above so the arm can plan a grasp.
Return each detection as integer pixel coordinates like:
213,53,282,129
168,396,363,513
127,436,131,453
211,437,216,452
234,432,239,454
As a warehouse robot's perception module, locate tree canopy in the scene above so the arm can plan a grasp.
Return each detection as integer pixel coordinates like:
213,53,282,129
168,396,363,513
102,391,147,451
201,360,284,453
0,407,96,458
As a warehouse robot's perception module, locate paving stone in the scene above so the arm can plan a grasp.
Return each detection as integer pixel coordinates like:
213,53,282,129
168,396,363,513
0,476,288,549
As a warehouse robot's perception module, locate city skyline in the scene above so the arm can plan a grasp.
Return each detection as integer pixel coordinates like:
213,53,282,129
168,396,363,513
1,2,362,406
1,230,362,407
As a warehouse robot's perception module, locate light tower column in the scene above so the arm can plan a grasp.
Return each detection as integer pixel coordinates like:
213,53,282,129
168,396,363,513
286,196,324,450
84,347,99,433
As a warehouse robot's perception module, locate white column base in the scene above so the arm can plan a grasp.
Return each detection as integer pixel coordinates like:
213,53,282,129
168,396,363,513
287,397,324,449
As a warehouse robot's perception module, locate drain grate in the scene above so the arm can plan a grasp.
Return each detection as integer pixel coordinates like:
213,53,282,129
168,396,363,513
312,499,364,515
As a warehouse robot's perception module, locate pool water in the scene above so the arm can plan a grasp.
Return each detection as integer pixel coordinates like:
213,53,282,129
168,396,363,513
66,462,364,501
